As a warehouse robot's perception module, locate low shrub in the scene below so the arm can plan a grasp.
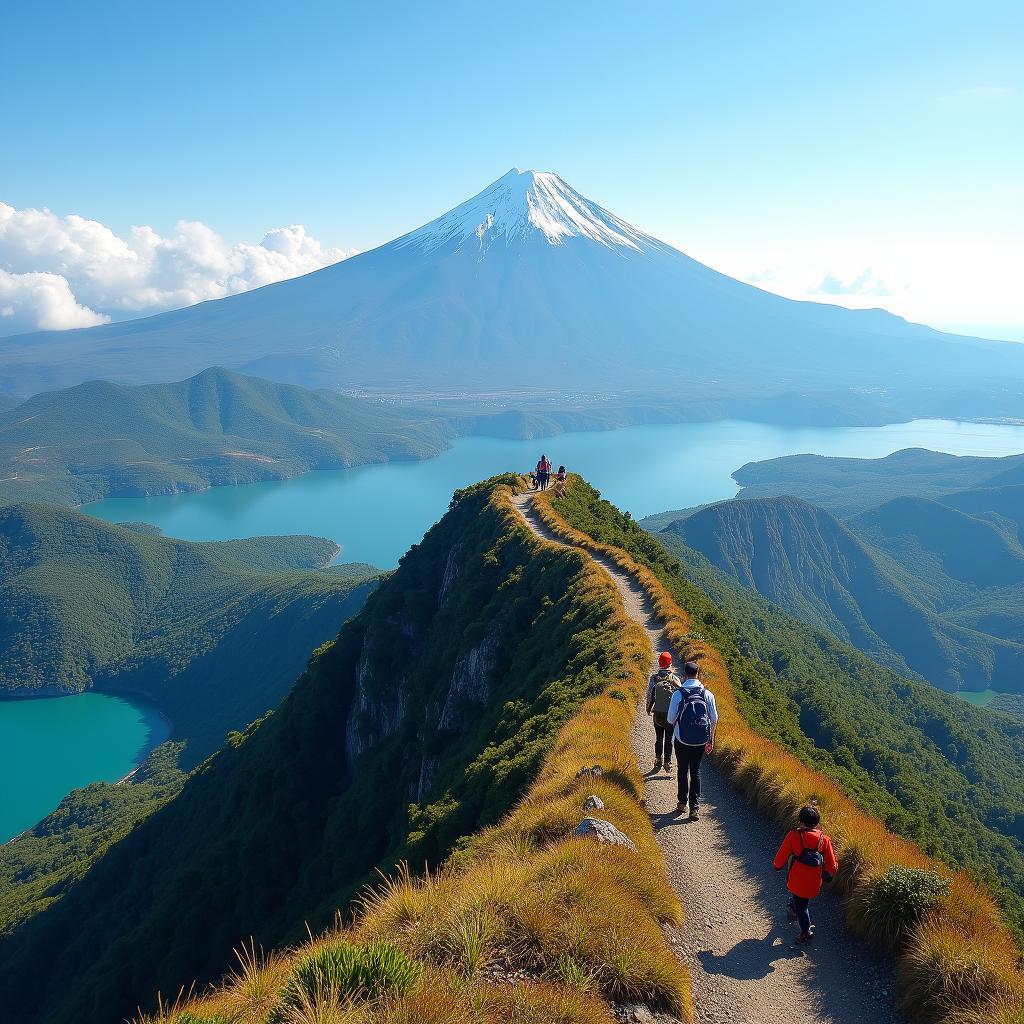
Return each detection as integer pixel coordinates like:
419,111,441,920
849,867,950,951
273,940,420,1019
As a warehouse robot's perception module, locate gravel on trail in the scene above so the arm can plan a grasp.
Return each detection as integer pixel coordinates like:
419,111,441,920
513,491,903,1024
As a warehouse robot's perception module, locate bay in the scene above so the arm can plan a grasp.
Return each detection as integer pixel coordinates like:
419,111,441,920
86,418,1024,568
0,693,168,842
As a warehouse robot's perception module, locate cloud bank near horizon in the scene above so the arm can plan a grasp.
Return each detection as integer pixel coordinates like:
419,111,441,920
0,202,354,337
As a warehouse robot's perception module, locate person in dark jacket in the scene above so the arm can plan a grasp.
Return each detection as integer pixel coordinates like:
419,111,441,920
645,652,680,772
773,803,839,945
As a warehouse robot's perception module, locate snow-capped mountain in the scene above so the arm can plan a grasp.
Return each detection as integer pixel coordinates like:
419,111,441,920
2,168,1021,413
396,168,662,254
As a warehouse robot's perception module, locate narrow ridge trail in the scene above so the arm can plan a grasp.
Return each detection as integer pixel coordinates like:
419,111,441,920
513,491,902,1024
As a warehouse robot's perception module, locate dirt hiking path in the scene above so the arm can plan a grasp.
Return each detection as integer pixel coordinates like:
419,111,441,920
513,491,902,1024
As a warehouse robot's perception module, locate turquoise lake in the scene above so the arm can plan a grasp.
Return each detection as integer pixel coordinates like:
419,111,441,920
11,416,1024,842
0,693,168,842
88,417,1024,568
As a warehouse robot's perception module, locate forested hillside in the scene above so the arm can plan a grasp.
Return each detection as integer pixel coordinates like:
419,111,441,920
0,476,649,1024
733,446,1024,515
0,503,380,763
555,480,1024,935
0,367,450,504
663,494,1024,696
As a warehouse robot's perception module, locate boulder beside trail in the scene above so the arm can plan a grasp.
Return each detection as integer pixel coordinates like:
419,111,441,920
574,817,637,851
583,794,605,811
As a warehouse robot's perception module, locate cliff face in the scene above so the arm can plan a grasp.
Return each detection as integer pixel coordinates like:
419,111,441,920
0,476,622,1024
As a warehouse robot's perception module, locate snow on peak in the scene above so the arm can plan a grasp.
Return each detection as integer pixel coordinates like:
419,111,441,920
397,168,659,255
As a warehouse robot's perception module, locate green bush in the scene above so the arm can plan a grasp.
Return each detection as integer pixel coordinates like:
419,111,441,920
274,940,421,1016
858,866,951,949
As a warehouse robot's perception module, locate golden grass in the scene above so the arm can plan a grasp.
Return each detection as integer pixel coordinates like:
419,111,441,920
168,478,691,1024
530,477,1024,1024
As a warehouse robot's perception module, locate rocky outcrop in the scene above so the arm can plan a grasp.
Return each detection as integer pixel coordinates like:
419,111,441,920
438,621,501,732
583,794,605,811
574,817,637,851
438,543,463,609
345,641,409,771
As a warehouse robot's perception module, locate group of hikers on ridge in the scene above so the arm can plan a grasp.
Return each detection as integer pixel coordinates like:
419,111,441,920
529,454,567,496
646,652,838,945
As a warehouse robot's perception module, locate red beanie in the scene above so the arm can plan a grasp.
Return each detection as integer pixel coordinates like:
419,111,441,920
658,652,672,668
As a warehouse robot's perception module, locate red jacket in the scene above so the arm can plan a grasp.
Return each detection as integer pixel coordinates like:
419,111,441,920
773,827,838,899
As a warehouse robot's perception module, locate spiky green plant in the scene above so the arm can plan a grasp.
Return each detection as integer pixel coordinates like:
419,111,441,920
273,940,421,1019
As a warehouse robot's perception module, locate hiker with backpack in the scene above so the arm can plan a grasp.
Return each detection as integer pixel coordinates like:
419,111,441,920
645,652,681,773
773,803,839,945
536,454,552,490
666,661,718,820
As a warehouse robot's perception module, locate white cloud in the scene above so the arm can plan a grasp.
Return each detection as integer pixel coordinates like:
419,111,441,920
0,202,355,336
0,270,110,334
812,268,891,297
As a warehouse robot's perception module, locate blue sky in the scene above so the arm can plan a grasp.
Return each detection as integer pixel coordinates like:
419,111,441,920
1,1,1021,338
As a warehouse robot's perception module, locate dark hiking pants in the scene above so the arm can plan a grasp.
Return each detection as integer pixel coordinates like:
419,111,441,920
789,895,812,933
674,740,705,807
652,712,673,766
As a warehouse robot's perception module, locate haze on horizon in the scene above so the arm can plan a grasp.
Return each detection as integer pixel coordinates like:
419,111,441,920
1,1,1021,342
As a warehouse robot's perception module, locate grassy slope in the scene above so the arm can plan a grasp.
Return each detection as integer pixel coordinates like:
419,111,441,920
552,481,1024,936
540,479,1024,1023
0,366,451,505
0,476,688,1024
0,503,380,764
664,495,1024,696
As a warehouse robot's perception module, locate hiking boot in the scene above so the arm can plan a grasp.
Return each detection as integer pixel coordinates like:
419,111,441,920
663,761,673,772
795,930,814,945
689,805,700,821
675,801,688,815
653,759,662,772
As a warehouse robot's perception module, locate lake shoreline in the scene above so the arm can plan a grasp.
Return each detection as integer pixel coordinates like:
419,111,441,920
0,690,172,844
68,410,932,509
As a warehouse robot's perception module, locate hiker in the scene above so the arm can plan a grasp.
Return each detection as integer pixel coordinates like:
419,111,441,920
666,661,718,820
645,652,681,772
536,454,551,490
773,803,839,945
552,465,568,497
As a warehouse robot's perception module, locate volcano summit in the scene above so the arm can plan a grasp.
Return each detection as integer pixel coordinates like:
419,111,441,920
3,169,1022,417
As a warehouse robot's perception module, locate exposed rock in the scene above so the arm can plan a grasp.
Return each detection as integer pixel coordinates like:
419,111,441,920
574,817,637,851
416,754,439,803
583,794,605,811
345,644,408,771
438,543,463,608
576,765,604,778
438,621,501,730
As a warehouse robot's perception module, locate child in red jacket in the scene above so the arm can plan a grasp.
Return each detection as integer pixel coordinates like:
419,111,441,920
773,803,839,944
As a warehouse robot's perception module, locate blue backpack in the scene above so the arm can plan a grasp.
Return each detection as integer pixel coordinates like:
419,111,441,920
677,684,711,745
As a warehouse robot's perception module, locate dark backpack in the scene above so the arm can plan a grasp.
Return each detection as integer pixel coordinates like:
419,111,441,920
652,670,677,715
796,831,825,869
677,684,711,745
